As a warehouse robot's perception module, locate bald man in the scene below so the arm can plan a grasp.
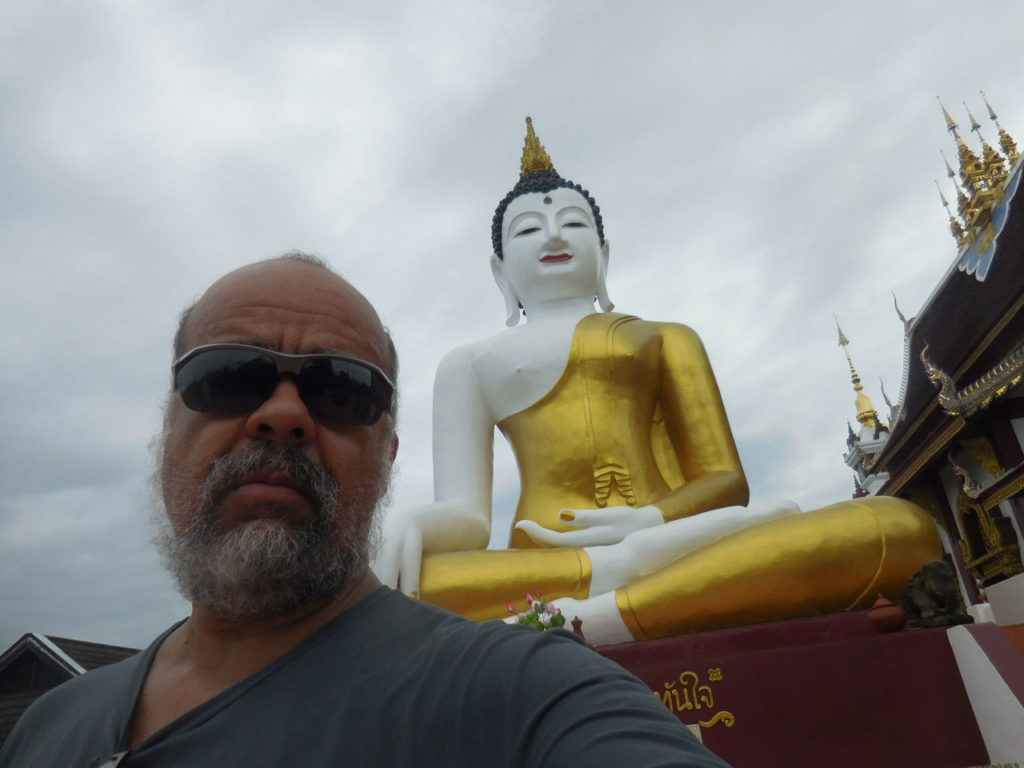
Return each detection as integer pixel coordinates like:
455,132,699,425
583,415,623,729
0,254,730,768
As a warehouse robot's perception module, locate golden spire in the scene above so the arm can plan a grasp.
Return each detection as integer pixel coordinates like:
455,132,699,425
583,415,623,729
966,100,1007,187
981,91,1020,164
940,98,959,135
520,117,556,178
939,97,983,174
836,316,880,428
965,102,982,135
942,150,956,180
983,92,998,121
936,179,967,245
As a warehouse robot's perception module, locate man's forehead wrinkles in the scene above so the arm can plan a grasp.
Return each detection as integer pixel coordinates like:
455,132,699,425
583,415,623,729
200,340,356,357
197,302,379,338
192,308,387,370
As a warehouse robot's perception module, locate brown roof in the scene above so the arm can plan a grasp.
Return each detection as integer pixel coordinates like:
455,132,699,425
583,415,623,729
48,636,138,671
0,634,139,747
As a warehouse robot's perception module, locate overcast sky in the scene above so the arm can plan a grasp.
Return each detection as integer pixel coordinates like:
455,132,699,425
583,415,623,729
2,0,1023,651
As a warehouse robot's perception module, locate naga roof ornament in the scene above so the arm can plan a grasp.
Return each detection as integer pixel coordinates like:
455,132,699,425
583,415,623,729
921,341,1024,418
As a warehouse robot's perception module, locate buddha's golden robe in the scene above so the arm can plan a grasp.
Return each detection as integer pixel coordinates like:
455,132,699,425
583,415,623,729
419,313,942,639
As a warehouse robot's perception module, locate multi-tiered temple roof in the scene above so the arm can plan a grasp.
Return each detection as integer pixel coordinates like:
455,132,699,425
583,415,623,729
844,96,1024,602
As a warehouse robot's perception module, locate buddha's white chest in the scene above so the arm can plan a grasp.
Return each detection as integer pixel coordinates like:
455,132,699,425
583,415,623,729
471,319,578,422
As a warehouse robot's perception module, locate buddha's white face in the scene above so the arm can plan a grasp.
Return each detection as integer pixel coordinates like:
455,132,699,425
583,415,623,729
496,188,608,313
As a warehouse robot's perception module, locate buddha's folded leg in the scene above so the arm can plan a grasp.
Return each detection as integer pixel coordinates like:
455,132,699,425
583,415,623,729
616,496,943,641
420,547,593,621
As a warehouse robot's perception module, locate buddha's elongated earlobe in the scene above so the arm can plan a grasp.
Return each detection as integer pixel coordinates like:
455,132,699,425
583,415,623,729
596,241,614,312
503,294,522,327
491,254,522,326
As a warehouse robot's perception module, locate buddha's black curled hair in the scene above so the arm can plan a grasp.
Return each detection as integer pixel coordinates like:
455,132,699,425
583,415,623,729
491,170,606,260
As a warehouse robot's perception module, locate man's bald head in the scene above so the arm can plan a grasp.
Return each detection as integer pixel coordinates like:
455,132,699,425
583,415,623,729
172,252,398,383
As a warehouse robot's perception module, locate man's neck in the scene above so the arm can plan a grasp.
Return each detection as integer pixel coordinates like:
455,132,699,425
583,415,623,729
179,569,380,668
130,571,380,748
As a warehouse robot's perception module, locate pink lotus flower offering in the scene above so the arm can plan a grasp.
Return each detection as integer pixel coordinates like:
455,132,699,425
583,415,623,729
504,589,566,631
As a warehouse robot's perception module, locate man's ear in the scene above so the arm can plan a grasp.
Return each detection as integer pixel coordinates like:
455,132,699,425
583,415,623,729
490,253,521,327
390,434,399,462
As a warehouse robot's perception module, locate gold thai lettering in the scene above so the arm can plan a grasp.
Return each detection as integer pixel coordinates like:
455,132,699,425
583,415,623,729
653,670,715,712
656,681,687,711
652,669,734,728
698,711,736,729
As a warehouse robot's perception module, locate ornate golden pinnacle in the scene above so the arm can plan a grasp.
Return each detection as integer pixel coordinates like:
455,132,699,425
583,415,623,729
938,97,958,135
520,116,556,177
834,315,850,347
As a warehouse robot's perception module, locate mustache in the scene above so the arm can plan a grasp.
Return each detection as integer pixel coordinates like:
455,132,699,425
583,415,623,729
201,443,338,517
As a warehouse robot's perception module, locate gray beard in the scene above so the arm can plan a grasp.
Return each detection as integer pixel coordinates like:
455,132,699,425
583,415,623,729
153,442,386,620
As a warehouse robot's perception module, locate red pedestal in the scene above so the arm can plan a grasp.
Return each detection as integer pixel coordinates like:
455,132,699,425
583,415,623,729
597,612,988,768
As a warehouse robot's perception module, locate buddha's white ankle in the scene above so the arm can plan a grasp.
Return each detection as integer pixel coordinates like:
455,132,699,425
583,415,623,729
552,591,634,646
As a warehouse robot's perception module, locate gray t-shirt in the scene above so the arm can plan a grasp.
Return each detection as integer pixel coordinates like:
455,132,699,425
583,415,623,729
1,588,729,767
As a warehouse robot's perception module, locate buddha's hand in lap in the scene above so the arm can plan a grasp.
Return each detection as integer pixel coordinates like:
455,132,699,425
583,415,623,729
371,508,424,596
515,504,664,548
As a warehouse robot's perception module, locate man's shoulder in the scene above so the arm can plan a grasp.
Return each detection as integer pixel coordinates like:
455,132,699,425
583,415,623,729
342,588,597,667
24,647,146,710
365,589,629,684
354,595,727,766
0,649,148,767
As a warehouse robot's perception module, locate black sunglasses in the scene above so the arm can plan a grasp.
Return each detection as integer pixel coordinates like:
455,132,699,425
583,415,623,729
172,343,395,427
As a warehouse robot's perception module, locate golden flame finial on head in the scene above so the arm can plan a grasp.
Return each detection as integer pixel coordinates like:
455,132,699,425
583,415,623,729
520,117,556,178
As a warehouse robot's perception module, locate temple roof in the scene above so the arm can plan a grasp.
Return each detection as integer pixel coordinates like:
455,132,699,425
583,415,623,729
872,158,1024,490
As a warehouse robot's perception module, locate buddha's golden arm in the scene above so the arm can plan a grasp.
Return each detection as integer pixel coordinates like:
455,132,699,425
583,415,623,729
648,323,749,521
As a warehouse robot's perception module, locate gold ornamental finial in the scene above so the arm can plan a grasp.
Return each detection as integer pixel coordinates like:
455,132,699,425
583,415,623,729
835,316,850,348
965,100,1008,191
939,98,984,205
520,117,556,178
982,91,998,123
981,91,1020,164
964,102,982,135
941,150,956,180
936,179,967,245
939,97,959,137
835,316,880,428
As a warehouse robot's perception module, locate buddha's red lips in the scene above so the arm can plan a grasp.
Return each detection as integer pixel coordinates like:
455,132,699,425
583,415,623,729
540,253,572,263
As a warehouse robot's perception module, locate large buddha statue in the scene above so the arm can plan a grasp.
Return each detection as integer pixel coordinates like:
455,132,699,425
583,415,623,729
374,119,942,645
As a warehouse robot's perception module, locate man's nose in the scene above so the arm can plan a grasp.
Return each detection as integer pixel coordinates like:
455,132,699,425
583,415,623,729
244,377,316,445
